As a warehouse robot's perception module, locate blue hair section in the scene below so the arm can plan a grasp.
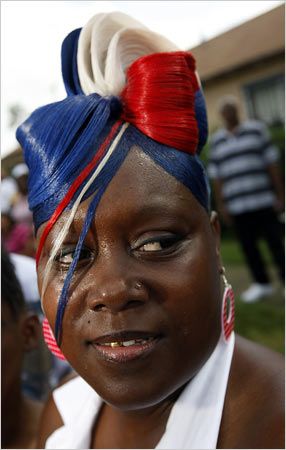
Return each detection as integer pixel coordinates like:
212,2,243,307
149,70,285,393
55,186,107,343
16,94,122,231
123,126,210,212
195,89,208,154
61,28,84,96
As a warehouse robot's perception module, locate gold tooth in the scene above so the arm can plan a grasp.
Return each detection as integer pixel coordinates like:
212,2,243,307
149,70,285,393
110,342,122,347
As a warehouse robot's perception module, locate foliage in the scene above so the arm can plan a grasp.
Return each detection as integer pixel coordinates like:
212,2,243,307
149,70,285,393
270,124,285,177
235,298,284,354
220,237,273,266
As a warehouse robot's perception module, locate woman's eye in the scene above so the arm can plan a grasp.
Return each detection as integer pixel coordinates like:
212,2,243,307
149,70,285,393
136,235,182,253
58,252,74,265
141,241,164,252
55,247,92,267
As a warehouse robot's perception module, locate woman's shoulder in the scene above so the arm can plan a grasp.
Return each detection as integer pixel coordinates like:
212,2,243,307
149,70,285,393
232,334,284,382
218,334,284,449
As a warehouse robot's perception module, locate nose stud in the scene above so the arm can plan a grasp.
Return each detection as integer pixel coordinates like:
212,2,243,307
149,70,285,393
134,281,143,290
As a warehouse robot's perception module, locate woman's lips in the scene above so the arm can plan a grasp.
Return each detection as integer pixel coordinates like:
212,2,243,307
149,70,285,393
88,332,162,363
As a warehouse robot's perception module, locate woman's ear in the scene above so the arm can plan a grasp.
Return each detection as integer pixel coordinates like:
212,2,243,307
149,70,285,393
210,211,223,270
20,313,41,352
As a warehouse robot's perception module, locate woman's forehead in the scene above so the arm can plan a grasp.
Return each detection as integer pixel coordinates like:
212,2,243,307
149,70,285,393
81,147,203,219
103,145,189,198
37,146,207,241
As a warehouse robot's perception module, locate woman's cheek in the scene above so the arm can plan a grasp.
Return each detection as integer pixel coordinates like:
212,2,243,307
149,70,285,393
41,278,63,327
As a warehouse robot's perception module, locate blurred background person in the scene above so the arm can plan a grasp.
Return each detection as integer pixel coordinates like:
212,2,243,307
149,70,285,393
10,252,52,402
1,248,43,449
1,163,35,258
1,209,35,258
10,163,33,227
11,252,41,315
208,96,284,303
9,251,75,402
1,167,18,214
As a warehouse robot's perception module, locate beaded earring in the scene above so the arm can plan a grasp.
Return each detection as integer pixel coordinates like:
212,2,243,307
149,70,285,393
42,317,66,360
221,267,235,342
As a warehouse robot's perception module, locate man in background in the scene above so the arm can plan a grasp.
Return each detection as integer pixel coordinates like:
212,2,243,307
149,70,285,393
208,96,284,302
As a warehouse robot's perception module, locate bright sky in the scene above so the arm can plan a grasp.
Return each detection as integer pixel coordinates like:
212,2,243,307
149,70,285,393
1,0,284,157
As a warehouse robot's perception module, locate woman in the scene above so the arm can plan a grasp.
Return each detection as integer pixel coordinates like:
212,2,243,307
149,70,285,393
16,12,284,449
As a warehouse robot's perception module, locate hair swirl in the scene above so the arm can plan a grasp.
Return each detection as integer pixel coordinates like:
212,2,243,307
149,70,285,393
121,51,200,154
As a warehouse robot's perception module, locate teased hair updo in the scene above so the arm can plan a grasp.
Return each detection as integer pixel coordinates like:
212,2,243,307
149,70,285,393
16,12,209,345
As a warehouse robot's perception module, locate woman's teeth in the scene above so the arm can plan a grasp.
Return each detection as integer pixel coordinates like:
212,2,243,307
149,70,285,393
100,338,153,347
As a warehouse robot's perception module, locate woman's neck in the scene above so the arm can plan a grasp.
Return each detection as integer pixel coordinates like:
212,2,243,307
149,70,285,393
92,386,185,449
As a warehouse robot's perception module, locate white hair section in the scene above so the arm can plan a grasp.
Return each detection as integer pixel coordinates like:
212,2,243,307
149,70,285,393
195,70,202,88
40,122,129,308
77,11,178,96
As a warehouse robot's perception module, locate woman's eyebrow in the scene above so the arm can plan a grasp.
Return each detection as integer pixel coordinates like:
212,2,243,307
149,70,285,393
44,197,191,246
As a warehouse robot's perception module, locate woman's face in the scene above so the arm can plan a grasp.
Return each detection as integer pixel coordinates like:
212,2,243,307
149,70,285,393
37,146,222,410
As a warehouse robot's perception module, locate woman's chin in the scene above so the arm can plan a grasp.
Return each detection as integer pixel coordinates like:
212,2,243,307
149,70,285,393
79,369,192,412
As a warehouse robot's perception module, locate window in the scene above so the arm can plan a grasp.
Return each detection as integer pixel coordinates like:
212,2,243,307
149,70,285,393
243,74,285,126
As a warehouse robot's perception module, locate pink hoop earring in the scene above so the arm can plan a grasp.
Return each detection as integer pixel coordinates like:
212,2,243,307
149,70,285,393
221,267,235,342
42,317,66,360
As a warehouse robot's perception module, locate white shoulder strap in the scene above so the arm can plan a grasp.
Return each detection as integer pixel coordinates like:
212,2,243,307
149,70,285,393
157,333,235,449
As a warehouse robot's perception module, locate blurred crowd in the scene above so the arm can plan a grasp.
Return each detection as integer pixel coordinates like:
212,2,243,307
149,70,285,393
2,163,35,258
1,246,75,448
1,167,75,447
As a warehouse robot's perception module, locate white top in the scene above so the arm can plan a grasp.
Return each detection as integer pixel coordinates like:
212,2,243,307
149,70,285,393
1,176,18,213
46,333,235,449
10,253,40,303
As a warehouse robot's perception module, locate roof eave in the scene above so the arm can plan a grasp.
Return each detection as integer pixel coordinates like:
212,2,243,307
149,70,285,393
199,49,285,83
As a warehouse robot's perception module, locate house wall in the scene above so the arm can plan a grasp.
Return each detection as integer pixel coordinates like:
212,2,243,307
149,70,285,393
202,54,284,132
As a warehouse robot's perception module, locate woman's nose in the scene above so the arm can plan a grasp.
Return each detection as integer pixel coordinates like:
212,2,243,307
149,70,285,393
86,263,148,313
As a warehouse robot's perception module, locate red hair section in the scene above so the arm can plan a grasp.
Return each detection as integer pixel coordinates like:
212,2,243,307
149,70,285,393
121,51,199,154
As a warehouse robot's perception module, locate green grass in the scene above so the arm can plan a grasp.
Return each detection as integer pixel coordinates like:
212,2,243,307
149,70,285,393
235,298,284,354
220,237,273,266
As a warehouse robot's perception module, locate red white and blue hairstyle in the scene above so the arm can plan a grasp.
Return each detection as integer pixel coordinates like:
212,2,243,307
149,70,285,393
16,12,209,350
